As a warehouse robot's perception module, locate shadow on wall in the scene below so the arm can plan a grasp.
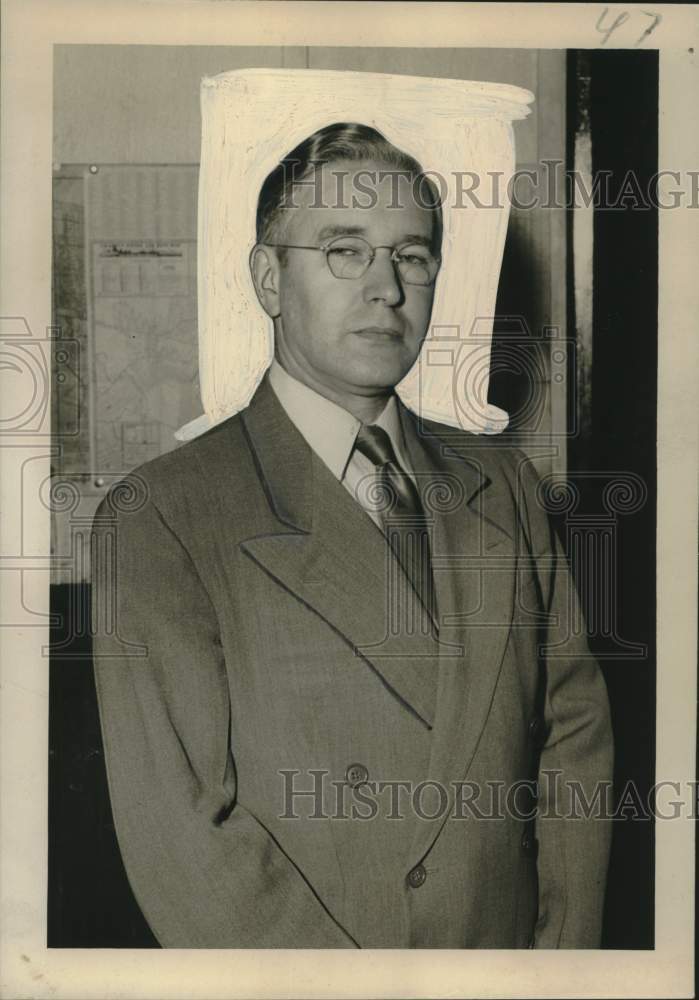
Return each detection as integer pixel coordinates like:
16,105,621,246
489,222,545,432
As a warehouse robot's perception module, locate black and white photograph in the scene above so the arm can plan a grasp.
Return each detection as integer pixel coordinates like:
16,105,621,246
1,2,697,998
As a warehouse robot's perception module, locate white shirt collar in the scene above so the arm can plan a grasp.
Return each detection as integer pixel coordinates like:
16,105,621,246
267,358,410,481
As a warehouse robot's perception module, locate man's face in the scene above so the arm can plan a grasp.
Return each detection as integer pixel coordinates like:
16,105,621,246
268,159,439,397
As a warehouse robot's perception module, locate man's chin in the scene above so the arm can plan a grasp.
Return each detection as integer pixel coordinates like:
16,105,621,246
337,364,411,394
336,353,416,391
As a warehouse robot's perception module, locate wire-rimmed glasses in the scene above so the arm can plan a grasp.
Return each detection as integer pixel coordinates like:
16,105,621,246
265,235,441,286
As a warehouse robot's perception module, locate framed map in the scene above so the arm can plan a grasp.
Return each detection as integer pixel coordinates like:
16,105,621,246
51,164,201,581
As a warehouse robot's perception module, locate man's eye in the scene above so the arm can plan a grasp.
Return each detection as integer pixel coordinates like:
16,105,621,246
397,248,430,265
329,246,361,257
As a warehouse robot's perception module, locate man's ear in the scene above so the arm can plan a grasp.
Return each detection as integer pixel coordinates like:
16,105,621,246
249,244,281,319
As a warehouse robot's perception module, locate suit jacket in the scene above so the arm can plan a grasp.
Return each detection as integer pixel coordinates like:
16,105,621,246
91,374,614,949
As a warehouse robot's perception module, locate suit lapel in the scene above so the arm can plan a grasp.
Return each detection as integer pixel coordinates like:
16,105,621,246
399,406,517,869
239,378,447,729
237,376,519,856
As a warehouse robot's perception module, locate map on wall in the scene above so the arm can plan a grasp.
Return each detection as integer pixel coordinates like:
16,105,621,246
91,238,199,472
86,165,201,476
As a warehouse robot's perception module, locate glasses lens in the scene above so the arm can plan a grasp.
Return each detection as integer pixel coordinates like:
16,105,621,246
325,237,372,279
395,244,440,286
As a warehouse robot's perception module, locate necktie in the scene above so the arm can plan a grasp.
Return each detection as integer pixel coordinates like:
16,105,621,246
354,423,438,632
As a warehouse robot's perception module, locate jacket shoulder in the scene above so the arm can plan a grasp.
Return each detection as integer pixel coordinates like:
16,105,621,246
419,415,540,489
95,411,249,521
143,412,246,483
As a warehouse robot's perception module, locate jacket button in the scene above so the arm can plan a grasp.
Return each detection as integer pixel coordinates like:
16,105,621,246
406,864,427,889
345,763,369,787
521,832,539,858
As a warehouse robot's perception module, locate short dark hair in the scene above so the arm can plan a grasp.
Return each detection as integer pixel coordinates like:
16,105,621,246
255,122,443,256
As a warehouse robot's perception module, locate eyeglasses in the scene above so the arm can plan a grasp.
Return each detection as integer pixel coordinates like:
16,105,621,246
265,235,441,286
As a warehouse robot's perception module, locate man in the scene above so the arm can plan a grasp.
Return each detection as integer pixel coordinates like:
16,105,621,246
91,122,613,949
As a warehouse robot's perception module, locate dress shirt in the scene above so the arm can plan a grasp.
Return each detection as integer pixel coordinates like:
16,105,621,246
267,359,416,529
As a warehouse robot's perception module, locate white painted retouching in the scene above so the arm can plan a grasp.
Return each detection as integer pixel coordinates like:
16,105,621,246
179,68,534,440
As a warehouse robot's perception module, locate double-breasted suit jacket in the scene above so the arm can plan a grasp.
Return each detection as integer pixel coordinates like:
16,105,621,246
91,374,613,949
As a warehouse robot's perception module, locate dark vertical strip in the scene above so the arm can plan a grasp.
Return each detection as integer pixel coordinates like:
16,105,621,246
49,584,158,947
587,49,658,949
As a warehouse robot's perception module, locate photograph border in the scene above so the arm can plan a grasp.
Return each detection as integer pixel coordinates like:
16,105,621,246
1,2,697,998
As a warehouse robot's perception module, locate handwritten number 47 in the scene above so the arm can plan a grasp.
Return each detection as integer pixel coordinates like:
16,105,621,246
596,8,661,47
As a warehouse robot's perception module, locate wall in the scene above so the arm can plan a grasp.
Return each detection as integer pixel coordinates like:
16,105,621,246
54,45,542,165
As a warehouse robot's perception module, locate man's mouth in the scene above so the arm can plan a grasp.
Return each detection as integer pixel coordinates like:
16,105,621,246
352,326,403,339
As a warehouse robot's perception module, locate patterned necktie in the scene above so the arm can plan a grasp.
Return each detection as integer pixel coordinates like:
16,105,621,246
354,423,437,631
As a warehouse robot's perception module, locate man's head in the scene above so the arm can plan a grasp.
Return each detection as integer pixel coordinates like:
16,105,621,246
250,123,443,406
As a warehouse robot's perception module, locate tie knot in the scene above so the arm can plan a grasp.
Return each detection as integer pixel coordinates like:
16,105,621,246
354,423,398,470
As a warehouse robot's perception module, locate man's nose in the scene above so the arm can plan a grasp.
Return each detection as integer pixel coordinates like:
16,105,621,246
362,249,404,307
